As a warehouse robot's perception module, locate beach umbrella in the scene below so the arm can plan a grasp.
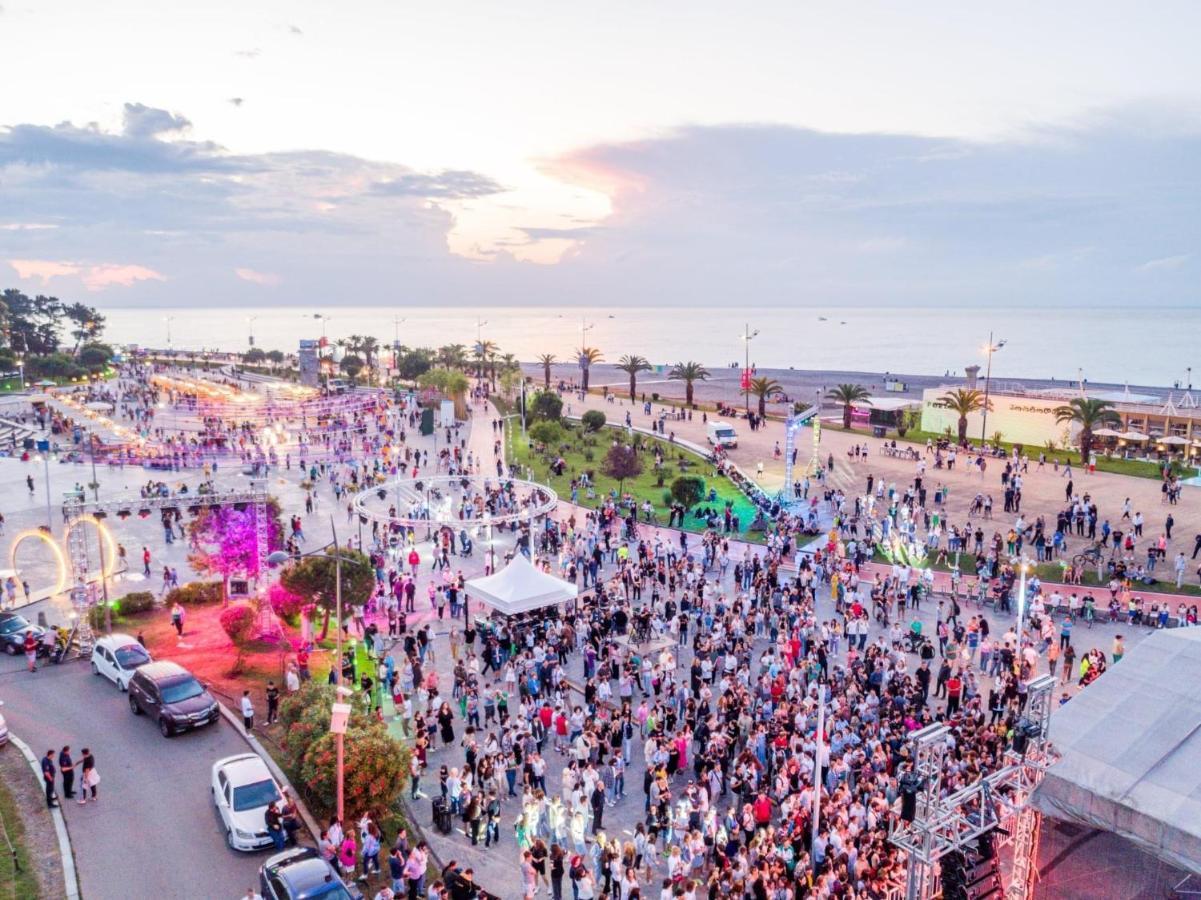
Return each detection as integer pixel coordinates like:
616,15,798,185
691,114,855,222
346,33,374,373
1121,431,1149,441
34,379,56,387
1158,435,1189,446
1091,427,1123,438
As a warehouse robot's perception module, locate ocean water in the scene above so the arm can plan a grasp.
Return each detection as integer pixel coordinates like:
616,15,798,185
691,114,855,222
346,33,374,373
95,304,1199,387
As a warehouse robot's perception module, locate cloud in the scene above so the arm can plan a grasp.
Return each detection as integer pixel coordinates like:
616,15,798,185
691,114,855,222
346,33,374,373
235,48,261,59
517,226,603,241
370,170,503,199
229,97,245,107
235,267,281,286
122,102,190,139
8,259,165,291
1137,253,1190,272
0,222,57,231
288,24,303,36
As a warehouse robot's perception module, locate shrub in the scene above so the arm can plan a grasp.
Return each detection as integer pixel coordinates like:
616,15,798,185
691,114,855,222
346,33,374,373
299,726,409,822
220,603,256,643
581,410,606,432
267,582,306,620
670,475,706,509
116,591,155,615
529,421,563,446
165,581,223,606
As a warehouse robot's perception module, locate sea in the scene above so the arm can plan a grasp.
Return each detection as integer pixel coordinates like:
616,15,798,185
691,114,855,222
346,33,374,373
95,304,1199,388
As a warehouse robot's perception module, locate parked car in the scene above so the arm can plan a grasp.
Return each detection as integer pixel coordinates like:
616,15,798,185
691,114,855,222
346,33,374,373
259,847,362,899
0,612,45,655
127,661,219,737
90,633,153,691
212,753,284,852
0,701,8,746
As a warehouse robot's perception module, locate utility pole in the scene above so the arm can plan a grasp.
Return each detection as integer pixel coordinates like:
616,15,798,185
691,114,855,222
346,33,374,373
741,322,759,414
980,332,1006,443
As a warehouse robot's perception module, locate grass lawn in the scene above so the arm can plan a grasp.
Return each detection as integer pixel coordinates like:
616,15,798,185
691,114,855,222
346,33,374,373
0,765,42,900
870,548,1201,597
507,419,763,537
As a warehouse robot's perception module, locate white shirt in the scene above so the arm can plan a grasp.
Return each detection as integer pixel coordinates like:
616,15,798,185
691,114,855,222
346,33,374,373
241,696,254,718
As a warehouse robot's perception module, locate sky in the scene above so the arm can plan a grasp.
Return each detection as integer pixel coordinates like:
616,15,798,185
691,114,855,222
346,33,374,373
1,0,1199,309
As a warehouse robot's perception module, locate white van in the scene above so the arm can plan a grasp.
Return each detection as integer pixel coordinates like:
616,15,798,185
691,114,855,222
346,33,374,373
707,420,738,448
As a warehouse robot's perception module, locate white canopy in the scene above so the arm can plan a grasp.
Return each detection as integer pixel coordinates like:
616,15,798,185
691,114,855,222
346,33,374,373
465,555,578,616
1031,627,1201,874
1091,427,1123,438
1158,435,1189,446
1122,430,1150,440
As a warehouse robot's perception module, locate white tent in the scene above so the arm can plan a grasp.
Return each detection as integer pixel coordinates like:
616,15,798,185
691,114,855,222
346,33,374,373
1030,627,1201,874
465,555,578,616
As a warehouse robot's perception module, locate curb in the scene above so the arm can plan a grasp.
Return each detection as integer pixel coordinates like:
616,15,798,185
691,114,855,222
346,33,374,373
7,732,81,900
214,701,322,843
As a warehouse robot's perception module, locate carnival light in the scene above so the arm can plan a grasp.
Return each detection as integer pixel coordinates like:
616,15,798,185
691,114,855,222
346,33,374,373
64,516,120,577
9,529,69,595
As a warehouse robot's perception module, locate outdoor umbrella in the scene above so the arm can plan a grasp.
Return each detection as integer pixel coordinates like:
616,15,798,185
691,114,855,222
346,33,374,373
1121,431,1150,440
1158,435,1189,446
1091,427,1123,438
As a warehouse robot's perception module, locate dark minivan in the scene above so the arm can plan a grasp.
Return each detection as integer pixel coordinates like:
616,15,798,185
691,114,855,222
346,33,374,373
128,661,220,737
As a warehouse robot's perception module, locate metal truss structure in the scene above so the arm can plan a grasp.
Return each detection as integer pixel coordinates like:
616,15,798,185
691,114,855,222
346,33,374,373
890,675,1057,900
61,483,270,655
779,406,820,504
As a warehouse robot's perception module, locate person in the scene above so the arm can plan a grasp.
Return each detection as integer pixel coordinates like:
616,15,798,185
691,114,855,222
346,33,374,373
266,680,280,725
79,748,97,804
24,630,38,673
266,801,286,851
241,690,255,731
241,890,264,900
59,746,75,800
41,749,58,808
171,601,185,636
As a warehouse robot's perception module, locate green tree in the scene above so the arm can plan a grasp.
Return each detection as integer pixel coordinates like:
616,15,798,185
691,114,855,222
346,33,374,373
602,442,643,494
339,354,365,382
616,354,651,401
1054,397,1121,463
437,344,469,370
279,548,375,639
63,302,105,353
418,367,470,418
581,410,606,432
749,376,783,417
670,474,706,509
935,388,989,441
265,349,285,365
473,339,498,378
244,347,267,364
529,420,563,446
78,342,114,372
577,347,603,392
537,353,557,388
826,383,871,429
219,602,257,674
529,390,563,422
668,361,710,407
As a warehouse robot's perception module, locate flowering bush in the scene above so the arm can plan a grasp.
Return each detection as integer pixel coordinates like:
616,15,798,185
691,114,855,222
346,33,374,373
219,603,256,644
266,582,306,620
298,726,409,821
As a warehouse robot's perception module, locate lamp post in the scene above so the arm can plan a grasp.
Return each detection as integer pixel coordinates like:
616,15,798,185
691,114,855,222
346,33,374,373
740,323,759,414
979,333,1006,444
165,316,176,353
267,516,358,823
247,316,259,348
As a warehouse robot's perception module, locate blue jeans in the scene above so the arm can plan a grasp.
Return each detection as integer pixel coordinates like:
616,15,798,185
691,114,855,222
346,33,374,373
269,828,285,851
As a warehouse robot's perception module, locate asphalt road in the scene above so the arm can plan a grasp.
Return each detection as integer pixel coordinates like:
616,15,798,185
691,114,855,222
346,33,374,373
0,652,270,900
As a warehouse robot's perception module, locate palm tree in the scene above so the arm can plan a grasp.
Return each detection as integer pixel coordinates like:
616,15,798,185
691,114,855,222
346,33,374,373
473,340,497,378
1054,397,1120,463
537,353,557,388
826,383,871,429
668,361,710,407
935,388,989,441
616,354,652,400
749,376,783,417
438,344,469,370
578,347,604,392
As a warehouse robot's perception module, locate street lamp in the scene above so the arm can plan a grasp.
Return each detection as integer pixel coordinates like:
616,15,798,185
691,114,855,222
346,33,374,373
740,323,759,414
266,518,358,823
979,333,1006,444
165,316,176,353
247,316,259,348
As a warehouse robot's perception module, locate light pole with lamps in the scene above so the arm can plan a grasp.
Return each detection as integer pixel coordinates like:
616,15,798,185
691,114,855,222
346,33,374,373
266,517,362,824
740,323,759,414
165,316,176,353
979,333,1006,443
247,316,259,348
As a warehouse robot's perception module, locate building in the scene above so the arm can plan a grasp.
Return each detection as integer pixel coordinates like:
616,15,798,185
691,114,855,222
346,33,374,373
919,384,1201,455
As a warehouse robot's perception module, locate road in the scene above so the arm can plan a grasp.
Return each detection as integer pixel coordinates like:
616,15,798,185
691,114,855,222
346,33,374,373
0,653,269,900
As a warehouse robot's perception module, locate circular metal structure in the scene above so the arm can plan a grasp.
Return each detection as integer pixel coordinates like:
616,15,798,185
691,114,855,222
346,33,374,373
352,474,558,529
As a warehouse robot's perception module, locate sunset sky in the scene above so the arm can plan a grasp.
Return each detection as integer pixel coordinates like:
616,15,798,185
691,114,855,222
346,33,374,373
1,0,1199,308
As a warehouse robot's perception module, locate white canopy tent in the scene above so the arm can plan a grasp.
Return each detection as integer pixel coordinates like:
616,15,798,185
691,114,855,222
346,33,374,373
1030,627,1201,875
465,555,578,617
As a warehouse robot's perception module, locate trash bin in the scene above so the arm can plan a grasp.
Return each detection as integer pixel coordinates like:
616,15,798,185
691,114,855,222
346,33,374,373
432,797,453,834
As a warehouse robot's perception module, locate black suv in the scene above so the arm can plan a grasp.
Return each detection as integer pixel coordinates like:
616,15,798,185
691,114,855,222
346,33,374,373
0,612,45,655
259,847,362,899
128,661,220,737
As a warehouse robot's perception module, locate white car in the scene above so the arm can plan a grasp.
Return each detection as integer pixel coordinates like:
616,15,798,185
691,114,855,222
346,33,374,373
90,634,153,691
212,753,283,851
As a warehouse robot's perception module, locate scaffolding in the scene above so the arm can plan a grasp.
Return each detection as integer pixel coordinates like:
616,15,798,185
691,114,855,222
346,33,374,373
60,482,272,652
890,675,1057,900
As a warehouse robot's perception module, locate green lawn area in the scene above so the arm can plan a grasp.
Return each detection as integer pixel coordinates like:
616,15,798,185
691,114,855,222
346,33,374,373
507,419,763,537
871,547,1201,597
833,423,1194,481
0,763,42,900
